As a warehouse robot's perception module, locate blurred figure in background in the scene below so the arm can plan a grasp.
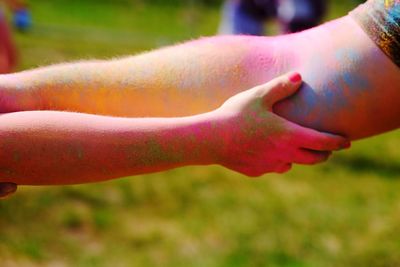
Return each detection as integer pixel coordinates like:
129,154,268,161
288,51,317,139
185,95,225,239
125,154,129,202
0,9,15,73
0,0,31,73
219,0,327,35
5,0,32,31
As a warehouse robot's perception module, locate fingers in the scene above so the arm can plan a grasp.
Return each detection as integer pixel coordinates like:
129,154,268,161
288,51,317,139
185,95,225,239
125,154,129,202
0,182,17,199
291,123,350,151
292,149,332,165
258,72,303,108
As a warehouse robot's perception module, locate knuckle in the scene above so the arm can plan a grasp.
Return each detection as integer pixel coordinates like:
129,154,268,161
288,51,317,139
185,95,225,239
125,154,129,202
252,87,264,98
274,79,287,88
253,85,269,98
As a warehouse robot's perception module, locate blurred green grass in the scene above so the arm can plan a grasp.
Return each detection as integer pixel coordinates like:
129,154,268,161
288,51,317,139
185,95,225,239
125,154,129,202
1,0,400,266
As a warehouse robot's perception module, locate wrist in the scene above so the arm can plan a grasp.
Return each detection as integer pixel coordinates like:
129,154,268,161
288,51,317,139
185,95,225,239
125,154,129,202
189,110,233,166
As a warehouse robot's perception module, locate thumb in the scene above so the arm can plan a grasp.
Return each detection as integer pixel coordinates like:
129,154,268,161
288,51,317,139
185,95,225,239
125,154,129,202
0,183,17,199
261,72,303,108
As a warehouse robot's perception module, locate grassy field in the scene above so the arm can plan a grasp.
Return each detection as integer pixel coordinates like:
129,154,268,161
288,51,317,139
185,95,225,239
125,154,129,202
1,0,400,266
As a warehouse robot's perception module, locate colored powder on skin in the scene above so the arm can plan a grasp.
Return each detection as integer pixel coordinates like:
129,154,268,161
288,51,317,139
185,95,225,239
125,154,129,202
11,36,259,119
351,0,400,68
278,45,372,131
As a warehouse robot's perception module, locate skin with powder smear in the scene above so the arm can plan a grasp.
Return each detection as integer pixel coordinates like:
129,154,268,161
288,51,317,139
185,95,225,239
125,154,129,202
0,73,348,185
0,3,399,195
0,17,398,140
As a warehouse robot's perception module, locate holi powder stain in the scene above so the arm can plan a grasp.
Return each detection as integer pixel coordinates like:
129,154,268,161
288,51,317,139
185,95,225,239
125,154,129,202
277,45,373,130
352,0,400,67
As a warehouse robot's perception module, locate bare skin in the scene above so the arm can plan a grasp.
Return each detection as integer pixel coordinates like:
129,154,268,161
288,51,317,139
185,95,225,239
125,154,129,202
0,17,398,140
0,15,398,196
0,73,348,186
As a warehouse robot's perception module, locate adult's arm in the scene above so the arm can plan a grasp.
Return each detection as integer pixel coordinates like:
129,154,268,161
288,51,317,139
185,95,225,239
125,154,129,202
1,17,399,140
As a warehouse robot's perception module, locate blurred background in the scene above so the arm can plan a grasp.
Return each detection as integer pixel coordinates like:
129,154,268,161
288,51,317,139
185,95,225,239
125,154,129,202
1,0,400,266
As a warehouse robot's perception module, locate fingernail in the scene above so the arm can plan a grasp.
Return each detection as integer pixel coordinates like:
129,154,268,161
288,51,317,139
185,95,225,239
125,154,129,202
288,72,302,83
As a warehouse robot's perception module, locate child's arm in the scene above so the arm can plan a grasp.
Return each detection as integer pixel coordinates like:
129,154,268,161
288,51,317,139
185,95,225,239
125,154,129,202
0,73,348,186
1,18,399,141
0,36,264,117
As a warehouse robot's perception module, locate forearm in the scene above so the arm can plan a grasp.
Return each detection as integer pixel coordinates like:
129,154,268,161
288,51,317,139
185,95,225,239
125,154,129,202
0,111,221,185
0,36,269,116
1,17,399,140
0,74,350,186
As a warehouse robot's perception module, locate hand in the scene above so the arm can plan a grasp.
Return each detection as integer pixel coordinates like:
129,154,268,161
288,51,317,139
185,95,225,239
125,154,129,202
0,182,17,199
215,72,350,177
